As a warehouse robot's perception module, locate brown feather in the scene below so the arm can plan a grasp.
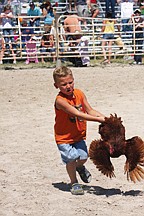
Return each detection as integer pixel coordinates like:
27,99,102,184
89,139,115,179
89,113,144,183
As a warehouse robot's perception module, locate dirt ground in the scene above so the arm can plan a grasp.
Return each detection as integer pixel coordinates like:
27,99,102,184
0,64,144,216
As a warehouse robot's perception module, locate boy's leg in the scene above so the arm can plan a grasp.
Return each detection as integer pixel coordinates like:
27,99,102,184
66,160,78,185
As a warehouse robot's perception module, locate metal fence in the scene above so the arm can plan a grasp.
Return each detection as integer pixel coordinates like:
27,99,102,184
0,14,144,64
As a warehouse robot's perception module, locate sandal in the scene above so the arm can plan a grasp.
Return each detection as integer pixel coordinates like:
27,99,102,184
76,166,92,183
71,183,84,195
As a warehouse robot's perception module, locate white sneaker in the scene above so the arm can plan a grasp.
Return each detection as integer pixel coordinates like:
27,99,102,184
13,60,16,64
131,61,137,65
0,61,3,64
137,62,142,65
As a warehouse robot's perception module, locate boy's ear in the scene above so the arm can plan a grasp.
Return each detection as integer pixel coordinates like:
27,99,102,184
54,83,58,89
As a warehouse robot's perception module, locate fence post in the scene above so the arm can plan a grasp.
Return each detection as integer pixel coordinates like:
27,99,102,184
55,11,61,67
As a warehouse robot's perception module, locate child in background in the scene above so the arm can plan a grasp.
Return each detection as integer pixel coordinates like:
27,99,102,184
0,33,5,64
101,11,120,64
53,66,105,195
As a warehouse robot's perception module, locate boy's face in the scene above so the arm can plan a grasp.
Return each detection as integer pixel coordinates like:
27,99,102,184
54,75,74,96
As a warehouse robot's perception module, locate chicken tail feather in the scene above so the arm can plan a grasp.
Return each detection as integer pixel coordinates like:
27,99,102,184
125,136,144,183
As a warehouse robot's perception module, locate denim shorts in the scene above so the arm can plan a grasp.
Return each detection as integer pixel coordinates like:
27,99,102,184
103,33,114,40
57,140,88,164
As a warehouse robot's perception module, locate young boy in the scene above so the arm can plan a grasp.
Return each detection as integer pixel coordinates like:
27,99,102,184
53,66,105,195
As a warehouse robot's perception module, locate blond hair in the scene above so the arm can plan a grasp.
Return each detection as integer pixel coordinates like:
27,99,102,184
53,66,73,83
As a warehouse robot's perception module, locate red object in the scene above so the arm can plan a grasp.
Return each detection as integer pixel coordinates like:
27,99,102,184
55,2,58,7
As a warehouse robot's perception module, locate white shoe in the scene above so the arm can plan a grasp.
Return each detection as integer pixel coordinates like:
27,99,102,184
137,62,142,65
0,61,3,64
131,61,137,65
13,61,16,64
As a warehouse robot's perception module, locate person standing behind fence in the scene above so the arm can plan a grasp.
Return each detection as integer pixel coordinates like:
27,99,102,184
105,0,116,18
20,20,34,49
11,0,21,16
120,0,134,36
41,0,55,26
64,11,83,39
0,33,5,64
130,9,144,64
68,0,77,11
76,0,88,28
40,28,56,63
87,0,100,18
100,11,121,64
27,2,41,29
0,4,15,52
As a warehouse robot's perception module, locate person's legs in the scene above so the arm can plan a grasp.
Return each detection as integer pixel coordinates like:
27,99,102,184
102,40,107,60
40,47,46,63
91,4,99,18
108,40,113,63
0,50,4,64
68,0,72,11
105,0,109,15
57,141,89,183
92,9,99,18
110,0,115,18
135,34,143,63
122,19,128,32
3,29,9,49
66,160,78,185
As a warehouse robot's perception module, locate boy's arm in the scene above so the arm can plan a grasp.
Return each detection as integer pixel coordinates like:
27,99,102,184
82,93,105,118
56,97,105,123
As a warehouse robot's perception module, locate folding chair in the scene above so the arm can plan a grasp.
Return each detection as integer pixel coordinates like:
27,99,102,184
25,40,39,64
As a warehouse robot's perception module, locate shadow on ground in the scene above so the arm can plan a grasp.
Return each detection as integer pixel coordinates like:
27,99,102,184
52,182,143,197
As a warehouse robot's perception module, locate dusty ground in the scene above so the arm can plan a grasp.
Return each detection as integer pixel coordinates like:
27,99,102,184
0,64,144,216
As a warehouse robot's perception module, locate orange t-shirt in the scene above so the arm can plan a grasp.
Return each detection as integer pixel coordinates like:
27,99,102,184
54,89,87,144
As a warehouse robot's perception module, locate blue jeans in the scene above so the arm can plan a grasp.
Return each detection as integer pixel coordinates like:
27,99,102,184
103,33,114,40
40,47,55,53
3,29,15,49
105,0,116,18
57,140,88,164
29,18,40,27
122,19,132,32
133,33,143,63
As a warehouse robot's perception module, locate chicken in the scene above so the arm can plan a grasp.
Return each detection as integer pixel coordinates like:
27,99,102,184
89,114,144,183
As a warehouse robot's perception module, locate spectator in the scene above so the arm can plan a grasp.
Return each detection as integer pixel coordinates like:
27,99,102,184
0,32,16,64
131,9,144,64
64,12,83,39
50,22,66,62
13,29,21,55
105,0,116,18
11,0,21,16
76,0,87,16
120,0,134,35
40,28,56,63
0,33,5,64
41,0,55,26
27,2,41,29
100,11,121,64
0,4,15,51
87,0,100,18
76,0,87,28
20,20,34,49
68,0,77,11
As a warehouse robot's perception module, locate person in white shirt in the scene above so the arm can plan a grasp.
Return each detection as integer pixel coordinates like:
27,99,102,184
0,4,15,50
120,0,134,33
